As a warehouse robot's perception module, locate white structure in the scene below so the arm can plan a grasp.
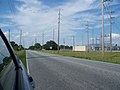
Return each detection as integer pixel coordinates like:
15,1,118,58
72,46,92,51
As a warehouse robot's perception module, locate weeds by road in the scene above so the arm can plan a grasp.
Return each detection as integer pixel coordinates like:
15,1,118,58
43,50,120,64
16,50,26,68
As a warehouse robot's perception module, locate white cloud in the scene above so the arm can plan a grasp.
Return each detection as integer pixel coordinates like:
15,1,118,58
0,23,10,28
15,2,93,29
6,0,120,47
11,0,99,47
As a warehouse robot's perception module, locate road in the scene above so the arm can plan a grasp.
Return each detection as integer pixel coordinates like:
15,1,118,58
27,50,120,90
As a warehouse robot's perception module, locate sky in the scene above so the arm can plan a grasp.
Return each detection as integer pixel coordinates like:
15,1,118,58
0,0,120,48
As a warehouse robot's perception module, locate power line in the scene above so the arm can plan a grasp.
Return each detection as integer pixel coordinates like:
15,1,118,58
7,0,16,18
58,1,102,48
104,0,114,53
104,2,111,22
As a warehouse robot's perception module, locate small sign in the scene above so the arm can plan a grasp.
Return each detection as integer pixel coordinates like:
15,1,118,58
50,46,52,49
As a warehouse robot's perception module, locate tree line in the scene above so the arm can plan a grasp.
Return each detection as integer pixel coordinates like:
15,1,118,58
29,40,72,50
10,41,24,51
10,40,72,51
29,40,58,50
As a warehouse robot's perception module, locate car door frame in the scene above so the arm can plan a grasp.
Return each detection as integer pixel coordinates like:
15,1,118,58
0,29,33,90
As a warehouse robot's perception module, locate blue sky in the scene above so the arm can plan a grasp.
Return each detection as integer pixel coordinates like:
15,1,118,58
0,0,120,47
40,0,69,7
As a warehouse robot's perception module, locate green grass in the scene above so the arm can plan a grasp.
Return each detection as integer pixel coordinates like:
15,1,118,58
16,50,26,68
43,50,120,64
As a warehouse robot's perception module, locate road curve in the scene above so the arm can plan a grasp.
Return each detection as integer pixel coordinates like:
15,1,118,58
26,50,120,90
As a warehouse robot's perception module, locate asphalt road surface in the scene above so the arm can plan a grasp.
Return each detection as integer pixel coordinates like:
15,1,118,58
27,50,120,90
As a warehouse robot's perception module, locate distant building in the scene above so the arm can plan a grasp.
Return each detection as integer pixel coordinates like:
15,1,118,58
72,46,92,51
72,44,102,52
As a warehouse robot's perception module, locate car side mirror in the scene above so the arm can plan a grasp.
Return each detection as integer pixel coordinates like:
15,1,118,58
28,76,35,89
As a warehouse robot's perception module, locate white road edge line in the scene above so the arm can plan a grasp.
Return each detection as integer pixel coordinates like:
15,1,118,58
26,51,30,75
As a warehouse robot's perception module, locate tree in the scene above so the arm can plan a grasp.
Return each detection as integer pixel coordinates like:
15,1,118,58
29,46,35,50
10,41,23,51
65,45,72,50
18,45,24,50
34,43,42,50
43,40,58,50
60,45,64,49
10,41,16,48
28,43,42,50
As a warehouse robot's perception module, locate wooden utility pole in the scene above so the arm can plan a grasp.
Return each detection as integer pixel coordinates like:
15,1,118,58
42,32,44,46
58,9,61,53
102,0,105,59
20,30,22,46
23,39,25,48
53,29,54,41
109,3,112,53
63,38,65,50
73,36,75,51
82,30,83,45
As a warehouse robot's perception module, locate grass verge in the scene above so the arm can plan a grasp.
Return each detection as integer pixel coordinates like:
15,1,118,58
16,50,26,68
43,50,120,64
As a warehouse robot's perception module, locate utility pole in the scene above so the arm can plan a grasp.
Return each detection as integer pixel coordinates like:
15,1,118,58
8,29,10,42
73,36,75,51
106,0,114,59
110,10,112,53
35,37,37,44
82,30,83,46
102,0,105,59
96,37,100,46
96,37,97,46
109,2,113,53
63,38,65,50
42,32,44,47
23,39,25,49
58,9,61,53
92,29,94,45
20,30,22,48
53,29,54,41
86,21,89,52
